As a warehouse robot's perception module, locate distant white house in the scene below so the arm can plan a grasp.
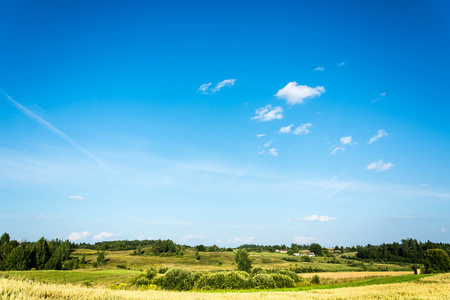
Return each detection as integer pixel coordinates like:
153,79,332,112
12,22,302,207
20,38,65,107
309,252,315,257
275,249,280,253
293,253,300,256
280,249,288,254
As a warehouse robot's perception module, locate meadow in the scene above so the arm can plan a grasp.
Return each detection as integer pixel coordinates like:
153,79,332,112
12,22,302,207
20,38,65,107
1,273,449,299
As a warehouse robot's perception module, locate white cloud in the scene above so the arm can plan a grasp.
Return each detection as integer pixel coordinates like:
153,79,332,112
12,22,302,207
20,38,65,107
368,129,388,144
442,227,447,233
275,82,325,105
92,232,117,241
314,66,324,71
198,83,212,93
180,235,206,242
256,134,266,138
251,105,283,122
366,159,394,171
340,136,354,145
279,124,294,134
337,62,345,67
233,236,255,243
69,195,85,200
211,79,236,93
293,236,321,244
264,140,272,148
372,92,386,103
269,148,278,157
256,149,265,155
68,231,89,241
299,215,338,222
294,123,313,135
198,79,235,94
331,146,345,155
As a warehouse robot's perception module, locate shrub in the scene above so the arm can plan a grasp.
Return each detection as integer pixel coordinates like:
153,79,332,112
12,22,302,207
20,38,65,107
276,269,300,282
252,274,275,289
146,268,157,280
159,268,194,291
423,249,450,274
269,273,295,288
311,274,321,284
251,267,266,276
224,271,247,289
135,277,151,286
158,267,168,274
115,264,127,269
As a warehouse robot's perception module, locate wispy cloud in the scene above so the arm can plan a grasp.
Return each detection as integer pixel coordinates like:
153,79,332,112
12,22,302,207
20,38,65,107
37,214,50,219
199,79,236,94
269,148,278,157
279,123,312,135
279,124,294,134
368,129,388,144
314,66,324,71
92,232,120,241
251,105,283,121
212,79,236,93
256,134,266,138
275,82,325,105
198,83,212,93
299,215,338,222
264,140,273,148
294,123,313,135
366,159,394,171
2,93,110,171
372,92,386,103
331,147,344,155
331,136,355,154
337,62,345,67
68,231,89,241
69,195,85,200
442,227,447,233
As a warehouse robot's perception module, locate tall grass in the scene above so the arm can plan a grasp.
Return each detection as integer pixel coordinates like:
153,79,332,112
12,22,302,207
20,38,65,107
1,274,449,299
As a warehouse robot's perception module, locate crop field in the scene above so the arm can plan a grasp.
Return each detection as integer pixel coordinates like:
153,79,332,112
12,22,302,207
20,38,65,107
0,273,449,299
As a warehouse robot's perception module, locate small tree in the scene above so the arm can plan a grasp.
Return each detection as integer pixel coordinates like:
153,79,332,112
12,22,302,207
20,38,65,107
80,253,86,265
195,249,200,260
235,249,252,273
97,251,106,265
423,249,450,273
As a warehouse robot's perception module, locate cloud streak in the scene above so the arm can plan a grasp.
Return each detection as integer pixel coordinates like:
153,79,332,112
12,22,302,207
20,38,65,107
368,129,388,144
367,159,394,171
275,82,325,105
2,93,110,171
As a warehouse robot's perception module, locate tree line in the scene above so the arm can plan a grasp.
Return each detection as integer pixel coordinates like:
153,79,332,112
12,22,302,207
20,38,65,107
355,238,450,264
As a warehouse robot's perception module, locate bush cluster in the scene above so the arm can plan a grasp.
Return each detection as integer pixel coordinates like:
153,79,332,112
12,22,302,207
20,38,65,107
147,267,302,291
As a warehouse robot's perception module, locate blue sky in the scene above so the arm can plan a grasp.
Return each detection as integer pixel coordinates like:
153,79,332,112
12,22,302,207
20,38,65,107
1,0,449,247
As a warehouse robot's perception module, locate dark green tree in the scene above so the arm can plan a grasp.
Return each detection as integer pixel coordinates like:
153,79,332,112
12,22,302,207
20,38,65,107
291,243,299,253
5,244,32,270
423,249,450,273
0,233,10,246
235,249,252,273
80,252,86,265
33,237,51,270
309,243,323,256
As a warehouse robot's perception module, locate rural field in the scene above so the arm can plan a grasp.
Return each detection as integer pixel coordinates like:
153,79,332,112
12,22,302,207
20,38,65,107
1,272,449,299
2,245,448,299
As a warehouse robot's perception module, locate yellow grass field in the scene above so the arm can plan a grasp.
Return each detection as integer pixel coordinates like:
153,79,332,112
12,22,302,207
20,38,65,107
1,273,449,299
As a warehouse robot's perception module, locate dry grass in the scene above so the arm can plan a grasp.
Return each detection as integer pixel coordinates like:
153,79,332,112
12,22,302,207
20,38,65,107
1,274,450,299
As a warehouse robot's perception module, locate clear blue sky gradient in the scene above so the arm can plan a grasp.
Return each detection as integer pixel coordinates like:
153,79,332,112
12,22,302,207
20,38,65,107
1,0,449,246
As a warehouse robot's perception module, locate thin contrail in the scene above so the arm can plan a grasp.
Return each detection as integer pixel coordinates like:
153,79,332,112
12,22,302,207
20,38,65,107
2,92,111,172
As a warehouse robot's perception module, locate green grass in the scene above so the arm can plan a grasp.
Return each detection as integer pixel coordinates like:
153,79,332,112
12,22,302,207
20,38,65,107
0,269,141,287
